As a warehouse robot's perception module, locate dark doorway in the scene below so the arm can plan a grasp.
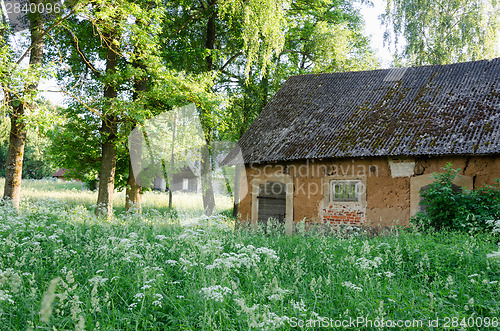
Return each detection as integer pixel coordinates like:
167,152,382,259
258,181,286,225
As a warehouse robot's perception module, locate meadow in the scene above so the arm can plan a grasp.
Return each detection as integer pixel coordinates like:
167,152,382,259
0,179,499,330
0,178,233,216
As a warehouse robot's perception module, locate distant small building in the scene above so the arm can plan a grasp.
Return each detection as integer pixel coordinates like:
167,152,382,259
170,167,199,192
52,168,68,180
151,166,200,192
152,176,166,191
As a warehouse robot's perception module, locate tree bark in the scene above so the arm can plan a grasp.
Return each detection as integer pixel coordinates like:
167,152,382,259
200,0,217,216
125,59,148,212
126,125,142,212
3,103,27,210
201,144,216,215
96,115,117,216
168,115,176,210
96,33,119,217
3,0,44,209
232,163,241,217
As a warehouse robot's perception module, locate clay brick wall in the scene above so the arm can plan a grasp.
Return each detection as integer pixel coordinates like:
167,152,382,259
321,203,364,226
238,155,500,229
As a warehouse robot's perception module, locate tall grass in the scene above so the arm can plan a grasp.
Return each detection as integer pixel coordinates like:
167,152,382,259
0,180,499,329
0,198,499,330
0,178,233,216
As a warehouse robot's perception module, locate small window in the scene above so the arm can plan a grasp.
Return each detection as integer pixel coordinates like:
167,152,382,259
330,180,361,202
182,178,189,191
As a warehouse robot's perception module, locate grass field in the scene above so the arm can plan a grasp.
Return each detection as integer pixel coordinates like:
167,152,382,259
0,178,233,216
0,179,499,330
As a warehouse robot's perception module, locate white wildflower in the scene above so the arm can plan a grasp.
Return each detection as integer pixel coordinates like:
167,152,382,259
268,288,289,301
291,299,307,312
487,250,500,259
89,276,108,285
341,281,363,292
206,245,278,270
179,257,197,267
445,275,454,289
200,285,232,302
0,290,14,304
355,257,383,270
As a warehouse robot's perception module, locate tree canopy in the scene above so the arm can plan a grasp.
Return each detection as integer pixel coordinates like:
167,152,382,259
1,0,381,214
382,0,500,65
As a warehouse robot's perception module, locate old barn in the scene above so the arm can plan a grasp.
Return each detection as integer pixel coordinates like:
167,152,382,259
235,58,500,233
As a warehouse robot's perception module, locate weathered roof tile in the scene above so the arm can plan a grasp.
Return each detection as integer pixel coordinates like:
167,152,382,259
238,58,500,163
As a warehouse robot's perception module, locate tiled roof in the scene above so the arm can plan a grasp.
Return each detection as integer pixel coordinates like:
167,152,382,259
238,58,500,163
52,168,68,177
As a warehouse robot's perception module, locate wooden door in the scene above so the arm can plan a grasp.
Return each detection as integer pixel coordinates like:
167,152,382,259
258,181,286,224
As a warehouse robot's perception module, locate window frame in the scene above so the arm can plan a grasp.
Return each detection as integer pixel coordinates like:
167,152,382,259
182,178,189,191
330,180,362,202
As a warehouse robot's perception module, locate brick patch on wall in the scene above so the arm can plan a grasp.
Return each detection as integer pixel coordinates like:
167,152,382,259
321,203,365,226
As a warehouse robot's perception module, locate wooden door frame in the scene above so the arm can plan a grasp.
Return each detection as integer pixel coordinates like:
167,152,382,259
251,174,293,235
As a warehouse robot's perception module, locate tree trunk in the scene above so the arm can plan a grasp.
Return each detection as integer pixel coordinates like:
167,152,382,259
3,103,27,210
125,58,148,212
96,33,119,217
126,124,142,212
125,156,142,212
232,163,241,217
3,0,44,209
168,115,176,210
201,144,216,215
200,0,217,216
96,115,117,216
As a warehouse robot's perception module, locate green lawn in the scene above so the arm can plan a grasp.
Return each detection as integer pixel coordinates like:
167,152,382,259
0,180,499,330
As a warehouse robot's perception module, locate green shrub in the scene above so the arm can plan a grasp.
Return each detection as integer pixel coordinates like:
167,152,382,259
411,164,500,233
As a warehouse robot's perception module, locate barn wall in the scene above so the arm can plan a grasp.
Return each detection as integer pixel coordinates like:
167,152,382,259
238,155,500,228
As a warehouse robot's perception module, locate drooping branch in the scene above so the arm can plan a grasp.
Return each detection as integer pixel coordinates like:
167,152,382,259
219,52,243,72
63,25,102,78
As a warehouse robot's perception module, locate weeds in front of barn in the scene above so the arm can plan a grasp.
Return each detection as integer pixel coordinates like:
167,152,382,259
0,197,499,330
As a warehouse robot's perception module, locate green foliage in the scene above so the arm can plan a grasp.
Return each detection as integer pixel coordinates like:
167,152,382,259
0,199,499,329
214,0,379,141
0,128,56,180
382,0,500,65
412,164,500,233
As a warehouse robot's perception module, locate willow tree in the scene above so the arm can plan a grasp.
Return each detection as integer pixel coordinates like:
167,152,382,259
382,0,500,65
161,0,289,215
212,0,378,215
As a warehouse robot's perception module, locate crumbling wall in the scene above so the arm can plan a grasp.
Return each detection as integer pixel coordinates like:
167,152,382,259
238,155,500,229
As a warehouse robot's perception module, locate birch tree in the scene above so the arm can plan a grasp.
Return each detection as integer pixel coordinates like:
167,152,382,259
382,0,500,65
